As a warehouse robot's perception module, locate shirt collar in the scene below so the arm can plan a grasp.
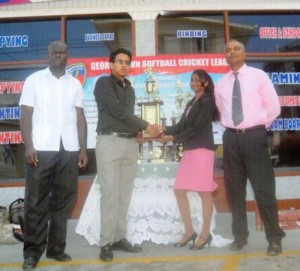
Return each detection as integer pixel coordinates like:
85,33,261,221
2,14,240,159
188,93,209,105
45,67,67,78
230,63,247,76
111,73,131,87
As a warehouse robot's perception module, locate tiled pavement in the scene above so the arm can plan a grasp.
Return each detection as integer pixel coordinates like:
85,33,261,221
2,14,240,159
1,213,299,271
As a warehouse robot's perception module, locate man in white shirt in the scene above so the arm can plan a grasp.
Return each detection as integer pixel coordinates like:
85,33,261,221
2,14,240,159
19,41,88,271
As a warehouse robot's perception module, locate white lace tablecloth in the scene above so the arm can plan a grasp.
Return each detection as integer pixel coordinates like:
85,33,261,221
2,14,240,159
76,164,232,247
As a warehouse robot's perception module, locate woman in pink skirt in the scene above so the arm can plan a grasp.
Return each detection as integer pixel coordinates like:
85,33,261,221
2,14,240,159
156,69,220,250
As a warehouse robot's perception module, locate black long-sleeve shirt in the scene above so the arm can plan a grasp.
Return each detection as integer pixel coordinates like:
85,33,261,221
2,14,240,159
94,74,148,134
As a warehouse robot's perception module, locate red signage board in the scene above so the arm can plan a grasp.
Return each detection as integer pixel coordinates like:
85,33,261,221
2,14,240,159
0,0,50,6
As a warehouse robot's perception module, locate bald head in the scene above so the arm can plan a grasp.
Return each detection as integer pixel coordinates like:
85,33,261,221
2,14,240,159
48,41,67,54
47,41,68,77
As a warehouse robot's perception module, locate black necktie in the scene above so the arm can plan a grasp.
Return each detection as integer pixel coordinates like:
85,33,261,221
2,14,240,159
232,72,243,126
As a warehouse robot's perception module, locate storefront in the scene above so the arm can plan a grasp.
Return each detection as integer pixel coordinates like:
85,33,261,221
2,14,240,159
0,0,299,214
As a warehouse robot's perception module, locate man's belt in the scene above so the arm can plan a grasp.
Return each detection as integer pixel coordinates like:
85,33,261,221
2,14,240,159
226,125,265,134
98,131,136,138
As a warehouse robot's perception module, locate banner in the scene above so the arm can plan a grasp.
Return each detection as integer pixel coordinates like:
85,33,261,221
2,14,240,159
67,54,229,148
1,53,298,149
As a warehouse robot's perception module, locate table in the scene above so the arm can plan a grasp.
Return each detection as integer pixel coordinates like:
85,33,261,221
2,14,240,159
75,162,231,247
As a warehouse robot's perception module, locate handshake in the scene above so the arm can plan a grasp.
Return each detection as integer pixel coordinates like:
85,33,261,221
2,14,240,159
136,124,174,144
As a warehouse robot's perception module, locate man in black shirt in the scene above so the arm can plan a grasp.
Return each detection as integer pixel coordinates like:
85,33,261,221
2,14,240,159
94,48,160,262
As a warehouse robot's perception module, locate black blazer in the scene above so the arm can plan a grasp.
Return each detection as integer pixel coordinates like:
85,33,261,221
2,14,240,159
165,93,216,151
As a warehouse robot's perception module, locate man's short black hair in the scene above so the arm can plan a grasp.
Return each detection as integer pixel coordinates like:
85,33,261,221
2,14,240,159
109,48,132,63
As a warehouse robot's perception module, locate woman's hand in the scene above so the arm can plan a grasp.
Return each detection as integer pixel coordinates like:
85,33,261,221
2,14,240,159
153,134,174,143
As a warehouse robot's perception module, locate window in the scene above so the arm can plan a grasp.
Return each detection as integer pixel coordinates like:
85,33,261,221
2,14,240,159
0,20,61,62
66,16,133,58
158,13,225,54
0,67,43,179
229,13,300,53
245,59,300,167
0,19,61,179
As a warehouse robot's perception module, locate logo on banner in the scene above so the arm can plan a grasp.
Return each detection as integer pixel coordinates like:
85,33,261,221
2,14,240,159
66,63,87,86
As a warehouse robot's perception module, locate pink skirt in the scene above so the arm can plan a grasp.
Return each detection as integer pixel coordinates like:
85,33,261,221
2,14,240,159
174,148,218,192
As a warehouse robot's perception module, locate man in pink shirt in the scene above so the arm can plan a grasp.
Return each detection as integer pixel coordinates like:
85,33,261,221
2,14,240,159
215,40,285,256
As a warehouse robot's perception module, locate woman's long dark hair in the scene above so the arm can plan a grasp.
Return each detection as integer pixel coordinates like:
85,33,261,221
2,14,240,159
192,69,220,122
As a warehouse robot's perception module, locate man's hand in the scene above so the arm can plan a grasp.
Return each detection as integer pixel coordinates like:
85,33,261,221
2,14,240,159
135,132,149,144
146,124,162,138
25,147,39,166
155,125,166,133
78,149,88,168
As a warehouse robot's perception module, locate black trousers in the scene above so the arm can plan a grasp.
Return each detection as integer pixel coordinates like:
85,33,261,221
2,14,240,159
223,127,285,243
23,148,79,259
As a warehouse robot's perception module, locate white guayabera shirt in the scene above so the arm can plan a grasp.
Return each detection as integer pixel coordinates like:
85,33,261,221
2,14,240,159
19,67,84,151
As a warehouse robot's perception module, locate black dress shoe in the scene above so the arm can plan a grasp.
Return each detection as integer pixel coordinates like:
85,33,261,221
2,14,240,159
46,252,72,262
230,237,248,251
267,240,282,256
100,244,113,262
111,238,142,253
22,257,38,271
189,234,213,250
173,232,197,247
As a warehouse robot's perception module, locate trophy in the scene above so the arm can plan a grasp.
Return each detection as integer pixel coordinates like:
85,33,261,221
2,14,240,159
137,141,144,164
176,77,185,112
160,115,168,161
147,140,153,163
174,77,192,118
149,115,166,164
171,115,179,161
177,144,184,161
137,67,163,138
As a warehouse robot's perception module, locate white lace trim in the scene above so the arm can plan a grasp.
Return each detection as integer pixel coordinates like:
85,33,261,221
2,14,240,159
75,176,232,247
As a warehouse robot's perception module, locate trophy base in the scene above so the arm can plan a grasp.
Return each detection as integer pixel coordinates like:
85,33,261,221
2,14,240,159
136,131,156,140
142,131,153,139
150,158,166,164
